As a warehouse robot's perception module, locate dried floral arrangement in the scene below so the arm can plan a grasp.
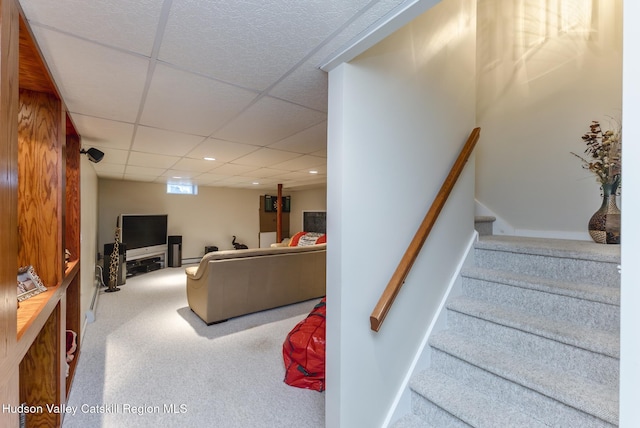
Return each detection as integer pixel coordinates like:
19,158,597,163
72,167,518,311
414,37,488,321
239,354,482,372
571,120,622,188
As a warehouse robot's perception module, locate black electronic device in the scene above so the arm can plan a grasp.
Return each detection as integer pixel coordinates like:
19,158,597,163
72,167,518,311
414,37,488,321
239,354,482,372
168,235,182,267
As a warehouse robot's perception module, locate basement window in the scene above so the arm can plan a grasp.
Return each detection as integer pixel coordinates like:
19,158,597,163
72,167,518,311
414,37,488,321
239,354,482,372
167,182,198,195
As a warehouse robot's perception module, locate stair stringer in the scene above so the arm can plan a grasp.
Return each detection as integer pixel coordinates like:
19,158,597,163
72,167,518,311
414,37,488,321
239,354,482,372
386,230,479,427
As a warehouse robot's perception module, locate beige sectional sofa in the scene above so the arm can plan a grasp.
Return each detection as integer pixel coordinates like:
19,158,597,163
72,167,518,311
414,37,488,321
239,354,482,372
185,244,326,324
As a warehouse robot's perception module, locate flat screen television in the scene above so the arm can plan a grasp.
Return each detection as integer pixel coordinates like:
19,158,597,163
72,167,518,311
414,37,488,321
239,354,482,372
119,214,168,260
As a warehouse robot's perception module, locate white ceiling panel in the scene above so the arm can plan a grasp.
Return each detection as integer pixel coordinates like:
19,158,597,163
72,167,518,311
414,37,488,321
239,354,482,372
238,168,289,178
71,114,134,150
268,64,328,112
127,152,180,169
267,122,327,154
193,173,229,184
233,148,302,167
140,64,259,136
170,157,220,173
20,0,416,190
210,163,260,176
159,1,371,90
125,165,168,178
186,138,260,163
271,155,327,171
19,0,165,56
132,126,205,157
214,97,326,146
30,27,149,122
92,162,126,176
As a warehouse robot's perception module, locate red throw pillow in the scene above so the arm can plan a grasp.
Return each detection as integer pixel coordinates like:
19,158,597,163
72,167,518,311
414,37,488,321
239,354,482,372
289,231,308,246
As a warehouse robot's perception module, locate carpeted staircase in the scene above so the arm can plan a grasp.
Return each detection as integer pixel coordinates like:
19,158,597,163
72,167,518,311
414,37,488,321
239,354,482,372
393,231,621,427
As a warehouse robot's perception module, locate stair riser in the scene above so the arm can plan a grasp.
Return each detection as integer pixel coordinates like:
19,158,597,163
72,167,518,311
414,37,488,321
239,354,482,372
461,277,619,332
474,249,619,287
410,390,471,428
474,221,493,236
429,348,616,428
447,310,619,386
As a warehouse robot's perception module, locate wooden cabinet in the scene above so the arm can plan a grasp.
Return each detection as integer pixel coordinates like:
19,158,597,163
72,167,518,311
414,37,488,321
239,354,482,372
1,1,82,426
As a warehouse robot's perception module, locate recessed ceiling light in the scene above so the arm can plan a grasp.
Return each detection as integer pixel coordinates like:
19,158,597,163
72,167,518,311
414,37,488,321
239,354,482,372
309,170,318,174
204,157,215,161
173,176,182,179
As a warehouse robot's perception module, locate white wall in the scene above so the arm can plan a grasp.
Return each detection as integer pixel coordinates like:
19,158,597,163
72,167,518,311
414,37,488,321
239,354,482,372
326,0,476,426
79,157,99,338
98,179,326,259
620,1,640,425
476,0,623,237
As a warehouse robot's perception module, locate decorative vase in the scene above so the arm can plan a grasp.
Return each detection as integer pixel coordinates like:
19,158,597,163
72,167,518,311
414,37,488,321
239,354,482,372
588,180,621,244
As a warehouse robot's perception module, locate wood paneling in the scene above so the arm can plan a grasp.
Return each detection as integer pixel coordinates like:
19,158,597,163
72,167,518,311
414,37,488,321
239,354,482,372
20,307,61,428
1,5,81,426
18,14,57,95
17,88,61,288
0,0,21,423
65,133,80,259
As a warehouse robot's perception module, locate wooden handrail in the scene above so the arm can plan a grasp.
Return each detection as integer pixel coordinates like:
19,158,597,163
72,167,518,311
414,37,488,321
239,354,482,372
370,127,481,331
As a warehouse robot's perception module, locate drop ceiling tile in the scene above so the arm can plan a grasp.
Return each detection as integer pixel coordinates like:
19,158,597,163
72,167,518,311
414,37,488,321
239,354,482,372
127,151,180,169
71,115,134,150
140,64,258,136
210,163,259,176
21,0,164,56
171,157,220,173
233,148,302,167
271,155,326,171
267,121,327,154
186,138,260,163
268,64,328,112
237,168,289,178
311,148,328,157
30,27,148,122
215,97,326,146
159,1,370,90
162,169,199,179
275,171,320,181
125,165,167,177
193,173,228,184
132,126,205,156
92,162,125,176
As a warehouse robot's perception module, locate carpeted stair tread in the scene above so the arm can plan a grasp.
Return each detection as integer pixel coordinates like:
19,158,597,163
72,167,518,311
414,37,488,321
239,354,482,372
429,330,619,425
447,295,620,358
391,414,437,428
410,369,549,428
461,266,620,305
476,235,620,264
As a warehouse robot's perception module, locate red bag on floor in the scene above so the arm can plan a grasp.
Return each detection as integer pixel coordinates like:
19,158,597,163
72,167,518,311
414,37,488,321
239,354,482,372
283,298,326,392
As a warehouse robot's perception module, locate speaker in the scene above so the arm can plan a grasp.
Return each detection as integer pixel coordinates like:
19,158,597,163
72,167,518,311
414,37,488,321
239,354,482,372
103,242,126,285
168,235,182,267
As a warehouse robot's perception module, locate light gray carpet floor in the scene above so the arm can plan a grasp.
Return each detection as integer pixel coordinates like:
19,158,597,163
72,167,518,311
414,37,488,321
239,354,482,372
62,266,325,428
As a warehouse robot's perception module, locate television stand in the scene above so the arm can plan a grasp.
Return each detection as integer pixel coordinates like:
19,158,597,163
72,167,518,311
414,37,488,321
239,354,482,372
126,252,166,277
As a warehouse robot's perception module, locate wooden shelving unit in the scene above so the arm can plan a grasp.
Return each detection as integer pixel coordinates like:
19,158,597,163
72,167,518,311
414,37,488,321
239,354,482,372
1,1,83,426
